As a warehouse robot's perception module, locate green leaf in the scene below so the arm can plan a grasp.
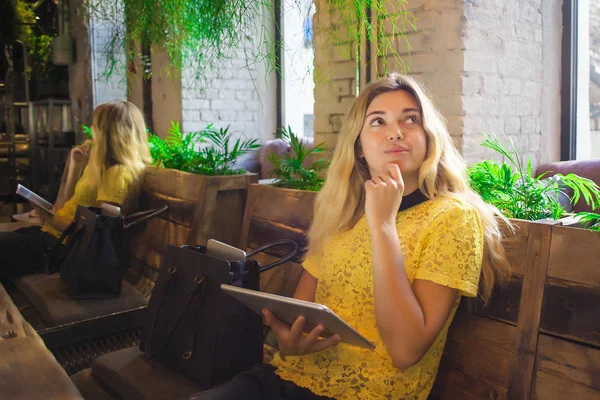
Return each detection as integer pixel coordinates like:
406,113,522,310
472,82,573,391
266,126,330,191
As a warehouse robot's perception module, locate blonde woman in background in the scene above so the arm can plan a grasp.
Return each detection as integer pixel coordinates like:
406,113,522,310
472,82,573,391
193,74,512,400
0,101,151,280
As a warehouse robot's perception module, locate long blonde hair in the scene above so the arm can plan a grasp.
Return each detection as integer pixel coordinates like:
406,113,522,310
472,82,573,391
307,74,511,303
88,101,151,212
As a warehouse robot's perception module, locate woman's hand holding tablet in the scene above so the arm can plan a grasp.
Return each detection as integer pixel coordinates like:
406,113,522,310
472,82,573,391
221,284,375,350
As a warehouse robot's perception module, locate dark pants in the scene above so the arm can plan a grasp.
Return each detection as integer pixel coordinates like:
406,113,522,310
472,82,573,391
190,364,335,400
0,226,58,281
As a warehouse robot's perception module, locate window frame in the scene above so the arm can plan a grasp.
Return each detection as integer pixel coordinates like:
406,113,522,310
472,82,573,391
561,0,579,161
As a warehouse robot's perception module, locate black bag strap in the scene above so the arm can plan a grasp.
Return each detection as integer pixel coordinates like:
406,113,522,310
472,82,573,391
124,205,168,229
246,239,299,272
146,266,207,356
44,219,84,274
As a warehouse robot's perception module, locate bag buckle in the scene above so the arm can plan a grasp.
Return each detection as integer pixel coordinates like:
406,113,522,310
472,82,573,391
194,275,205,285
182,350,192,359
168,265,178,274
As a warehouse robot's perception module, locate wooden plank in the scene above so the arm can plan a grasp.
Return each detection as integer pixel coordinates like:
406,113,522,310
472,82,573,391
504,219,531,276
127,217,191,251
546,224,600,286
539,277,600,347
138,189,196,229
239,184,260,248
208,188,248,246
429,369,508,400
187,177,218,246
507,222,552,400
143,166,205,202
246,217,309,263
461,274,522,326
532,370,600,400
245,184,317,229
214,172,258,191
431,312,515,399
534,334,600,395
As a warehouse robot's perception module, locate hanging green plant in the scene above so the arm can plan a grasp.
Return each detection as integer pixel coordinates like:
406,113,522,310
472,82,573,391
27,33,53,74
86,0,417,81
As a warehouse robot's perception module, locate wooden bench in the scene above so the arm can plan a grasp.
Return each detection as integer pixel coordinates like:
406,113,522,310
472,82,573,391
8,166,256,375
70,184,316,399
70,186,600,399
430,220,600,399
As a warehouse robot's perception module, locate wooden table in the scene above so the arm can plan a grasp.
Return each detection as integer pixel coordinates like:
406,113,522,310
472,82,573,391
0,282,82,399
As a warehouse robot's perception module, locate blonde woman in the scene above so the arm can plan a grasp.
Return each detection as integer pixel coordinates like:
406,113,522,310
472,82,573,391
0,101,151,280
194,74,512,400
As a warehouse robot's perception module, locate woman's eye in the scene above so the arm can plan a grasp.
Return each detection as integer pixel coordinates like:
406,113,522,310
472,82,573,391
406,115,418,124
370,118,384,127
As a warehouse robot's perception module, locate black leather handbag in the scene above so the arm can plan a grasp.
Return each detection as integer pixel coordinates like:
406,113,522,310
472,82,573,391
141,239,299,390
47,205,168,299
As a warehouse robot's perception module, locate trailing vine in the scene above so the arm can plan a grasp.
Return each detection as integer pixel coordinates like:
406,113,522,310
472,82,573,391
85,0,417,83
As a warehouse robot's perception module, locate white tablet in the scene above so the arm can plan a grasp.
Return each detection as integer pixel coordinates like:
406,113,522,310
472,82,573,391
207,239,246,261
221,284,375,350
16,184,55,215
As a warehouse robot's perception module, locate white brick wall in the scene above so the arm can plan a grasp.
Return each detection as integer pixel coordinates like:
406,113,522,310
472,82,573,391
375,0,560,168
461,0,545,166
181,36,271,143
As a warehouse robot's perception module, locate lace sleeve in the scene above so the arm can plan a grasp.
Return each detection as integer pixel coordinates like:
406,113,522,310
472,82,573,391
302,256,320,279
413,201,483,297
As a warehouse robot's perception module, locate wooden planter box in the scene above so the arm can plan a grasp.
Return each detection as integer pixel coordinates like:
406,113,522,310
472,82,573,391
431,219,600,399
127,166,258,291
239,183,318,297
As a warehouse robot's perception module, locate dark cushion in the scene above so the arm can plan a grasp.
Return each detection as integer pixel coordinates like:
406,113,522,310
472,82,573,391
70,368,119,400
91,347,202,400
13,273,148,327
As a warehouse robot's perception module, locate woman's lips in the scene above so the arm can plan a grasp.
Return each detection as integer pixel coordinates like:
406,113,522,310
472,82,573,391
385,148,409,154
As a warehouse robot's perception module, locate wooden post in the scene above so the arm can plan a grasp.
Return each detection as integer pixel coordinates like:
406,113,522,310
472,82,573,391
507,222,552,400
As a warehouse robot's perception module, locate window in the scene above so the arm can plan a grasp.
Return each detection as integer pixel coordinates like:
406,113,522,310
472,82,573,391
563,0,600,159
279,0,316,137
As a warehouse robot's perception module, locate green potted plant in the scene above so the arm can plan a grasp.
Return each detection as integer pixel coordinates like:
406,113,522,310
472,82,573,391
264,125,330,191
468,133,600,227
239,125,328,261
145,121,260,247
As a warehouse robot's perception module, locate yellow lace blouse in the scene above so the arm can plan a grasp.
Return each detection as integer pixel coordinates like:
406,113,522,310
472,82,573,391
270,195,484,399
42,165,135,238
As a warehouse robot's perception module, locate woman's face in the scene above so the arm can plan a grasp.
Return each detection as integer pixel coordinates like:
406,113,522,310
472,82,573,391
358,90,427,185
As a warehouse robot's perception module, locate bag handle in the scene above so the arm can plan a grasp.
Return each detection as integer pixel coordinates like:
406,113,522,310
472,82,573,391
146,266,207,357
246,239,300,272
124,205,169,229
